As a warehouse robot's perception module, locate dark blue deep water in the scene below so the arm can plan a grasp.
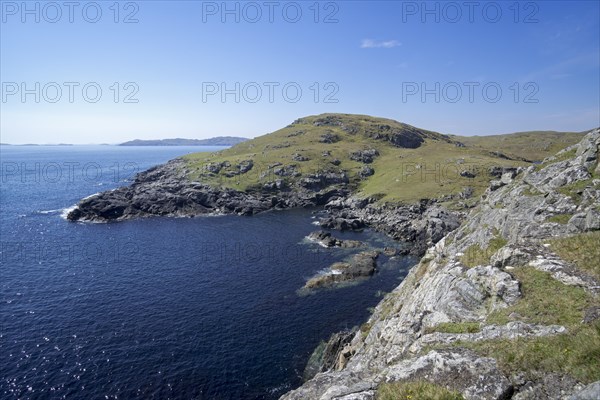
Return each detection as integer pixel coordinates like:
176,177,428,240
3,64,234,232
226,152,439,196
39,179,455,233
0,146,415,399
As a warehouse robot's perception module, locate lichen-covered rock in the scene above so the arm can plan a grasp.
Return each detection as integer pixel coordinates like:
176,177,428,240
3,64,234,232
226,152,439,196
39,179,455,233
568,380,600,400
383,349,513,400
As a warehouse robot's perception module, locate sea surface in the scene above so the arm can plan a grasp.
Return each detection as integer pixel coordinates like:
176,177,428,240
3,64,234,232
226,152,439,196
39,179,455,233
0,145,416,399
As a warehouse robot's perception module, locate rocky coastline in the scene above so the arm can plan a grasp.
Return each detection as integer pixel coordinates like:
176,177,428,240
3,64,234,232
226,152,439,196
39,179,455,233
65,126,600,399
66,159,462,259
282,128,600,400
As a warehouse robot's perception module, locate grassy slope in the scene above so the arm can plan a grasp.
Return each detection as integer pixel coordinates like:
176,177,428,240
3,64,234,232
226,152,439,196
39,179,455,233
452,130,586,162
182,114,584,205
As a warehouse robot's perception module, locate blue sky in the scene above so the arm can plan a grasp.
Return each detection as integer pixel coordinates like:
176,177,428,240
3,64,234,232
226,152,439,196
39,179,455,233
1,0,599,144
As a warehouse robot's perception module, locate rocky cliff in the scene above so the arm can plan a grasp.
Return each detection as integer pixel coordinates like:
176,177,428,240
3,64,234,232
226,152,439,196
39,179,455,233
281,128,600,400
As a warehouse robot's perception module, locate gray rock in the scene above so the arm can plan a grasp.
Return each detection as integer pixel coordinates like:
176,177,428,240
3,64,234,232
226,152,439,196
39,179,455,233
568,380,600,400
307,230,362,249
349,149,379,164
489,180,505,191
359,166,375,179
383,349,513,400
491,245,533,268
274,165,300,177
292,153,310,162
303,251,379,289
237,159,253,173
320,133,340,143
569,209,600,231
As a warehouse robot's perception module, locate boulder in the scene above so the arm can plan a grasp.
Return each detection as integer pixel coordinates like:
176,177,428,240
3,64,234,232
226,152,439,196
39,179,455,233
349,149,379,164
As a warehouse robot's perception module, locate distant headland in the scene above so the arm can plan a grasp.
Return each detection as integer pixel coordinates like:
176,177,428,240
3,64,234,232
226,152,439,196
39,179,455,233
118,137,249,146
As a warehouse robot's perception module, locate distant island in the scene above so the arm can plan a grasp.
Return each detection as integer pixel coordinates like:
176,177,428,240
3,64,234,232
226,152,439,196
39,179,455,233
119,137,249,146
0,143,74,146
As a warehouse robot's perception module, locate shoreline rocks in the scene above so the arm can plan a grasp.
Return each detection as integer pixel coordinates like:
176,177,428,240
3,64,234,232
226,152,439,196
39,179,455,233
303,250,380,290
66,159,350,222
307,230,363,248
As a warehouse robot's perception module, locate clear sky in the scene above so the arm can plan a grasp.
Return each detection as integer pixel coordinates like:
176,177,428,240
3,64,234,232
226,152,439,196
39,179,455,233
1,0,599,144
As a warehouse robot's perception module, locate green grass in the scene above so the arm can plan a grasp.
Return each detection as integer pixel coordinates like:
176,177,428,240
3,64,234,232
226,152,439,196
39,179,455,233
486,268,591,326
557,177,600,204
460,234,508,268
541,148,577,166
425,322,481,334
457,267,600,383
360,322,372,339
178,114,581,205
550,231,600,279
521,186,541,196
545,214,572,224
377,381,464,400
452,130,585,162
462,322,600,383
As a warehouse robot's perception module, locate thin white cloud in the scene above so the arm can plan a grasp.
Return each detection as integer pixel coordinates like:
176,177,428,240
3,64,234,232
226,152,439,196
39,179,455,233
360,39,401,49
521,51,600,82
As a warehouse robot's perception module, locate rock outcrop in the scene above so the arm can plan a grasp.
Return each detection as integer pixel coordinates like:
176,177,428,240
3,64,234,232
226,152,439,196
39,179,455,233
307,231,363,249
320,199,463,256
303,251,380,290
281,128,600,399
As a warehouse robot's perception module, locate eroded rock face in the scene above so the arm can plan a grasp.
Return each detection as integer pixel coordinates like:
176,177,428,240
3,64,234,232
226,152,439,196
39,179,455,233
283,128,600,400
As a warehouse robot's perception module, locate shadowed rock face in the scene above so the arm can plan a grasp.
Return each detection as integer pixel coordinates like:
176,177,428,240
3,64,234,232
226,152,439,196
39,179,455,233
303,329,357,381
282,128,600,400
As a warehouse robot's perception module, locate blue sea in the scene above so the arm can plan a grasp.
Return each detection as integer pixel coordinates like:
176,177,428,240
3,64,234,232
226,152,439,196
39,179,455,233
0,145,415,399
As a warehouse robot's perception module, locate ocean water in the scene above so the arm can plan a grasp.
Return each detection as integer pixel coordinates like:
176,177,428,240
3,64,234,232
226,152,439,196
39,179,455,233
0,146,416,399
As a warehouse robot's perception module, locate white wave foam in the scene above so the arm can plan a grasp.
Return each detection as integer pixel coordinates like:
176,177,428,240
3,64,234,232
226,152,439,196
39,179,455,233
37,209,63,215
60,205,77,220
81,192,101,201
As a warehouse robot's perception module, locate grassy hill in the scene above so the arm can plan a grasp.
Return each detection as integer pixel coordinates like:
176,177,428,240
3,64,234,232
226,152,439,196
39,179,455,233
182,114,584,206
451,130,586,162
